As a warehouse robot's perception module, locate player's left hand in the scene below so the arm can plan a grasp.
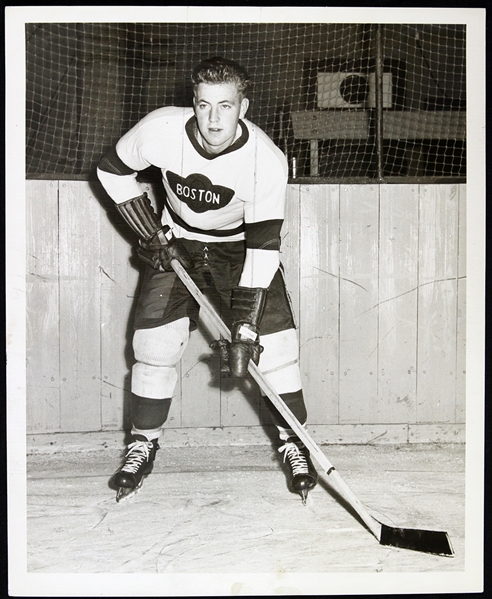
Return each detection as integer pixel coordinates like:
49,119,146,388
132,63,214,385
229,329,263,377
210,334,263,378
227,286,268,377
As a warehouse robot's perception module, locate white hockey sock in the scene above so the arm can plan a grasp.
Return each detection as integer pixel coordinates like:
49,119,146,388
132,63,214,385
276,425,307,442
130,426,162,442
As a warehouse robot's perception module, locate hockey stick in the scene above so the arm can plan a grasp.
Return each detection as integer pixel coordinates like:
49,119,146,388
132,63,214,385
170,259,454,556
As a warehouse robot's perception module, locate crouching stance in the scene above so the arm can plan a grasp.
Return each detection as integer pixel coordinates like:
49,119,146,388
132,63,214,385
97,57,317,503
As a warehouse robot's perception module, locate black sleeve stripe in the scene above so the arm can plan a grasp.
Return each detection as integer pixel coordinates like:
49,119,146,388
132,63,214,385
245,219,283,251
97,147,136,176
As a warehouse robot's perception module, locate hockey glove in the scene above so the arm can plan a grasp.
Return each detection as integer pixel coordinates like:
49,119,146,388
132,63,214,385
137,227,193,272
229,286,268,378
209,338,232,377
115,193,193,272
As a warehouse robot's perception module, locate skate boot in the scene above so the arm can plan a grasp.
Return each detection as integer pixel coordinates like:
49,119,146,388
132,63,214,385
112,434,159,502
279,437,318,504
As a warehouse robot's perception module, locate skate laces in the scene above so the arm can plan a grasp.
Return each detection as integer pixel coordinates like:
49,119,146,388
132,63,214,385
121,440,154,474
278,441,309,476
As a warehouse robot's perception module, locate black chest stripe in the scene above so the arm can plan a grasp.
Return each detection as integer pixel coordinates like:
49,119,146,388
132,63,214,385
164,197,245,238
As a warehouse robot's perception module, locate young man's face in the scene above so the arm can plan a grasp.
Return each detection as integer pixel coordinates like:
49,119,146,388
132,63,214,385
193,82,249,155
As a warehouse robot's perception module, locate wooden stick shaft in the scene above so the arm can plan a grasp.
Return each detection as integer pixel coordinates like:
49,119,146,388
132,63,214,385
171,260,382,541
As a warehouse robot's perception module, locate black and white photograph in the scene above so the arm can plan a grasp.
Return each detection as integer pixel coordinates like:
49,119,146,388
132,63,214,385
6,5,485,596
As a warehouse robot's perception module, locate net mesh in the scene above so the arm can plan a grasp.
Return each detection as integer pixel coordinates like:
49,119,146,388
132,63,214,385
26,23,466,181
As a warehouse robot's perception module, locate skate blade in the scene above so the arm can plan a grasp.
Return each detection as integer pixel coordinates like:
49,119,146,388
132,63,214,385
116,479,143,503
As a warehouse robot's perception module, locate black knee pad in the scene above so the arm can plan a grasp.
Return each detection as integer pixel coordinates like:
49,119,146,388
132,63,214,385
263,390,307,428
130,394,172,430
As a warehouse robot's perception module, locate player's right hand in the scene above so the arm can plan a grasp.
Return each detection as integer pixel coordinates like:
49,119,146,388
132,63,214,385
137,229,193,272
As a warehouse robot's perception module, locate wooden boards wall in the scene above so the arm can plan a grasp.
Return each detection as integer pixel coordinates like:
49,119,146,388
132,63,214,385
26,181,466,434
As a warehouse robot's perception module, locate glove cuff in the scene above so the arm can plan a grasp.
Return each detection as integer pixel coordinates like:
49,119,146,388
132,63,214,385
116,193,161,240
231,287,268,334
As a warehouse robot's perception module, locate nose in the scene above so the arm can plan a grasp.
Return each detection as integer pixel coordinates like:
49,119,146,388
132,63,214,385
208,106,219,123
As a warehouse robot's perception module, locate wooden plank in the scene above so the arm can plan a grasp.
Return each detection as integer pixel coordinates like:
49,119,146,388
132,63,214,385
408,423,465,444
58,181,102,431
179,313,222,429
383,111,466,141
376,185,418,423
291,110,466,141
220,381,261,428
455,184,466,423
281,185,301,322
338,185,379,423
417,185,459,423
291,111,370,140
26,181,61,433
26,422,467,452
299,184,339,424
309,424,408,445
99,187,137,431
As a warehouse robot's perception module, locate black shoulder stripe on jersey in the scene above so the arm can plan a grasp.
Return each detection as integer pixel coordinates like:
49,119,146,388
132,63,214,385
98,147,136,176
245,219,283,251
164,197,246,238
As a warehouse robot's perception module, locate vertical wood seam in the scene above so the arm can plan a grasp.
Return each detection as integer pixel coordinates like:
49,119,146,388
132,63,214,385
336,184,341,425
98,186,103,431
416,184,422,422
454,184,460,425
376,185,381,418
455,184,462,423
55,180,62,431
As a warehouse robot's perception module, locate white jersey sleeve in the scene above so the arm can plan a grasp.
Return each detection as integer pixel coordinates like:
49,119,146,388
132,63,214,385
242,124,288,226
97,107,189,204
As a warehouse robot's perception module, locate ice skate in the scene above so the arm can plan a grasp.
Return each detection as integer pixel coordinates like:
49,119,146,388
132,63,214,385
112,435,159,502
279,437,318,504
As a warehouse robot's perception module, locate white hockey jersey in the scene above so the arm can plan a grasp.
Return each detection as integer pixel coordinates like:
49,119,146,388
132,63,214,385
97,106,288,244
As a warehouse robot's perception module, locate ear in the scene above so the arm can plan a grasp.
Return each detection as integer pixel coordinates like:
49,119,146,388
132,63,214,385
239,97,249,119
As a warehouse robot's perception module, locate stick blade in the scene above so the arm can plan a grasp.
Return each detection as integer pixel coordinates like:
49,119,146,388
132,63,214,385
380,523,454,556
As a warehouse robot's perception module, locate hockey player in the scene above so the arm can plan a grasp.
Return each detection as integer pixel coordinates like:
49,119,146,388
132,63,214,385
97,56,317,503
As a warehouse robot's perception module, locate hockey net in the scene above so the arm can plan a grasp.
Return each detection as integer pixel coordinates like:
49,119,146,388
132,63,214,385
26,22,466,181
